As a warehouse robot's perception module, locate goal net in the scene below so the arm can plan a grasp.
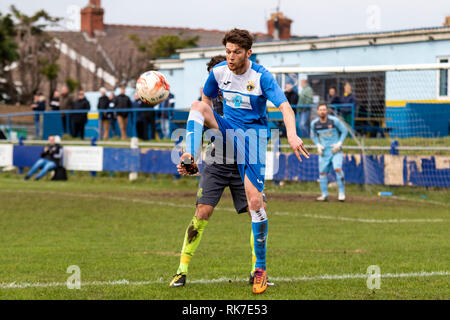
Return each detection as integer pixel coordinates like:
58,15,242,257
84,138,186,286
268,62,450,189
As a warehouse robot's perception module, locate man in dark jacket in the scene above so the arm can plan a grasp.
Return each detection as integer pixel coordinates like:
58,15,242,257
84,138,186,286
49,90,60,111
327,87,341,105
71,90,90,140
97,88,111,140
115,87,132,140
31,93,46,138
159,92,175,139
284,83,299,106
24,135,63,181
59,86,74,135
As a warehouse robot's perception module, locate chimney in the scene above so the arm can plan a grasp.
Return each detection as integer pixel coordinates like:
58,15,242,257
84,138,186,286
444,16,450,26
267,12,292,40
81,0,104,36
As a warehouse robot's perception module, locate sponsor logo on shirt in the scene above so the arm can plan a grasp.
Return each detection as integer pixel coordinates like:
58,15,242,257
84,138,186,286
246,81,255,92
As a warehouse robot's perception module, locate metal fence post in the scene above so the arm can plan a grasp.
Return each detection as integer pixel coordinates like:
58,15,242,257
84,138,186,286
90,137,97,177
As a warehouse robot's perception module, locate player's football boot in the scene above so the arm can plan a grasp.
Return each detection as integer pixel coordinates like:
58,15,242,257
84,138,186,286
179,153,199,175
338,193,346,202
316,195,328,202
249,272,274,286
169,273,186,287
252,268,268,294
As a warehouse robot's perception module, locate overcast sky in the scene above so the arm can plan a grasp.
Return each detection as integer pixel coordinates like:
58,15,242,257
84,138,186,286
2,0,449,37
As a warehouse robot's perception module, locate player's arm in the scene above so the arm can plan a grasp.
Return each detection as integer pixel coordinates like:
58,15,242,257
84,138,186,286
202,69,219,108
310,120,324,156
335,118,348,144
331,117,348,154
278,102,309,162
261,72,309,161
201,93,213,108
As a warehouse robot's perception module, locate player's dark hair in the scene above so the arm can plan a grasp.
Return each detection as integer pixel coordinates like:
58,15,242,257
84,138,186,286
317,101,328,109
222,28,253,51
207,55,226,72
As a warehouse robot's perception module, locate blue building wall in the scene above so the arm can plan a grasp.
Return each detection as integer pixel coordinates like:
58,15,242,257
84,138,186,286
159,39,450,108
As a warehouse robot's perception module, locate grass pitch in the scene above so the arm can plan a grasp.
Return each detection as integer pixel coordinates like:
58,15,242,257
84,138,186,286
0,173,449,300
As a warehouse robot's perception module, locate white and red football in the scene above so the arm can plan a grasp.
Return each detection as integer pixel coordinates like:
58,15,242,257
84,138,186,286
136,70,170,105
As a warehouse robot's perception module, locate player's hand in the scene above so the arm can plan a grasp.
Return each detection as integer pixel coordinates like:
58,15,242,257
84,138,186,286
288,134,310,162
316,144,324,156
176,164,189,176
331,142,342,154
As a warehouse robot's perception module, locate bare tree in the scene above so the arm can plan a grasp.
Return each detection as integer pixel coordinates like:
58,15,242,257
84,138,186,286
10,5,61,104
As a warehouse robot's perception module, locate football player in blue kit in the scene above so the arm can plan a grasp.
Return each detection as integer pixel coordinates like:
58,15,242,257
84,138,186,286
176,28,309,294
310,102,348,202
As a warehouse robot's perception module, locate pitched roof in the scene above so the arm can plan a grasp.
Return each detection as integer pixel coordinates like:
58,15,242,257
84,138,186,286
50,31,116,75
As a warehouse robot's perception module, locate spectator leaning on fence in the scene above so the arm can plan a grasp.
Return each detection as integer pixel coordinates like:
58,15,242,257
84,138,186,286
59,86,74,135
159,92,175,139
24,135,63,181
31,93,46,138
108,92,118,138
97,88,111,140
50,90,60,111
327,86,341,105
133,93,145,140
298,78,314,138
340,82,357,125
115,87,132,140
284,83,299,107
71,90,90,140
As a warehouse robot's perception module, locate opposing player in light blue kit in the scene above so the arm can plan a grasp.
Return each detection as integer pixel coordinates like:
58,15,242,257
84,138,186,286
310,102,348,202
175,28,309,294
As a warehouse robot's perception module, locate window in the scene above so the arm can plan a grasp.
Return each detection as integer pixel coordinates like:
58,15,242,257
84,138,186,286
438,58,449,98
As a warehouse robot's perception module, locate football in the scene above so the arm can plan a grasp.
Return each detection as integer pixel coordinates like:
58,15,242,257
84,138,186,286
136,70,171,105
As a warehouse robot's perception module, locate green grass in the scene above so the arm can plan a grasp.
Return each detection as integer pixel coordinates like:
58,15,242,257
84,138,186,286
0,173,449,300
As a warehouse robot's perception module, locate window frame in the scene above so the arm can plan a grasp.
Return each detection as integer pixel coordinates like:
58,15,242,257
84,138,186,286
437,57,450,100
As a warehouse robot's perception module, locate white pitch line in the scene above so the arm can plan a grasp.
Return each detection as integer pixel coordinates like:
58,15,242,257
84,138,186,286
1,271,449,290
273,211,445,223
0,189,447,223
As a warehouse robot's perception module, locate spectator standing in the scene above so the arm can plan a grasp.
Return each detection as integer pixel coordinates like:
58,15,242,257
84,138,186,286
31,93,46,138
59,86,74,135
107,92,118,138
340,82,357,125
298,79,314,138
71,90,90,140
284,83,299,106
97,88,111,140
327,87,341,105
327,86,341,116
159,93,175,139
133,93,145,140
24,135,63,181
49,90,60,111
115,87,132,140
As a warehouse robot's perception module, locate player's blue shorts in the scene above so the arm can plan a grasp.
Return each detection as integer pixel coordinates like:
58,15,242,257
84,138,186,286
212,109,268,192
319,150,344,173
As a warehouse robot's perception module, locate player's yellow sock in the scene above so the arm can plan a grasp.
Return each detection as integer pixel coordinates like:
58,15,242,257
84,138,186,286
177,216,208,274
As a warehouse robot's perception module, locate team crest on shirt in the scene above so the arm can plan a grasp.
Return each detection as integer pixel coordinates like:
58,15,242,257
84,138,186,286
246,81,255,92
328,124,333,129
